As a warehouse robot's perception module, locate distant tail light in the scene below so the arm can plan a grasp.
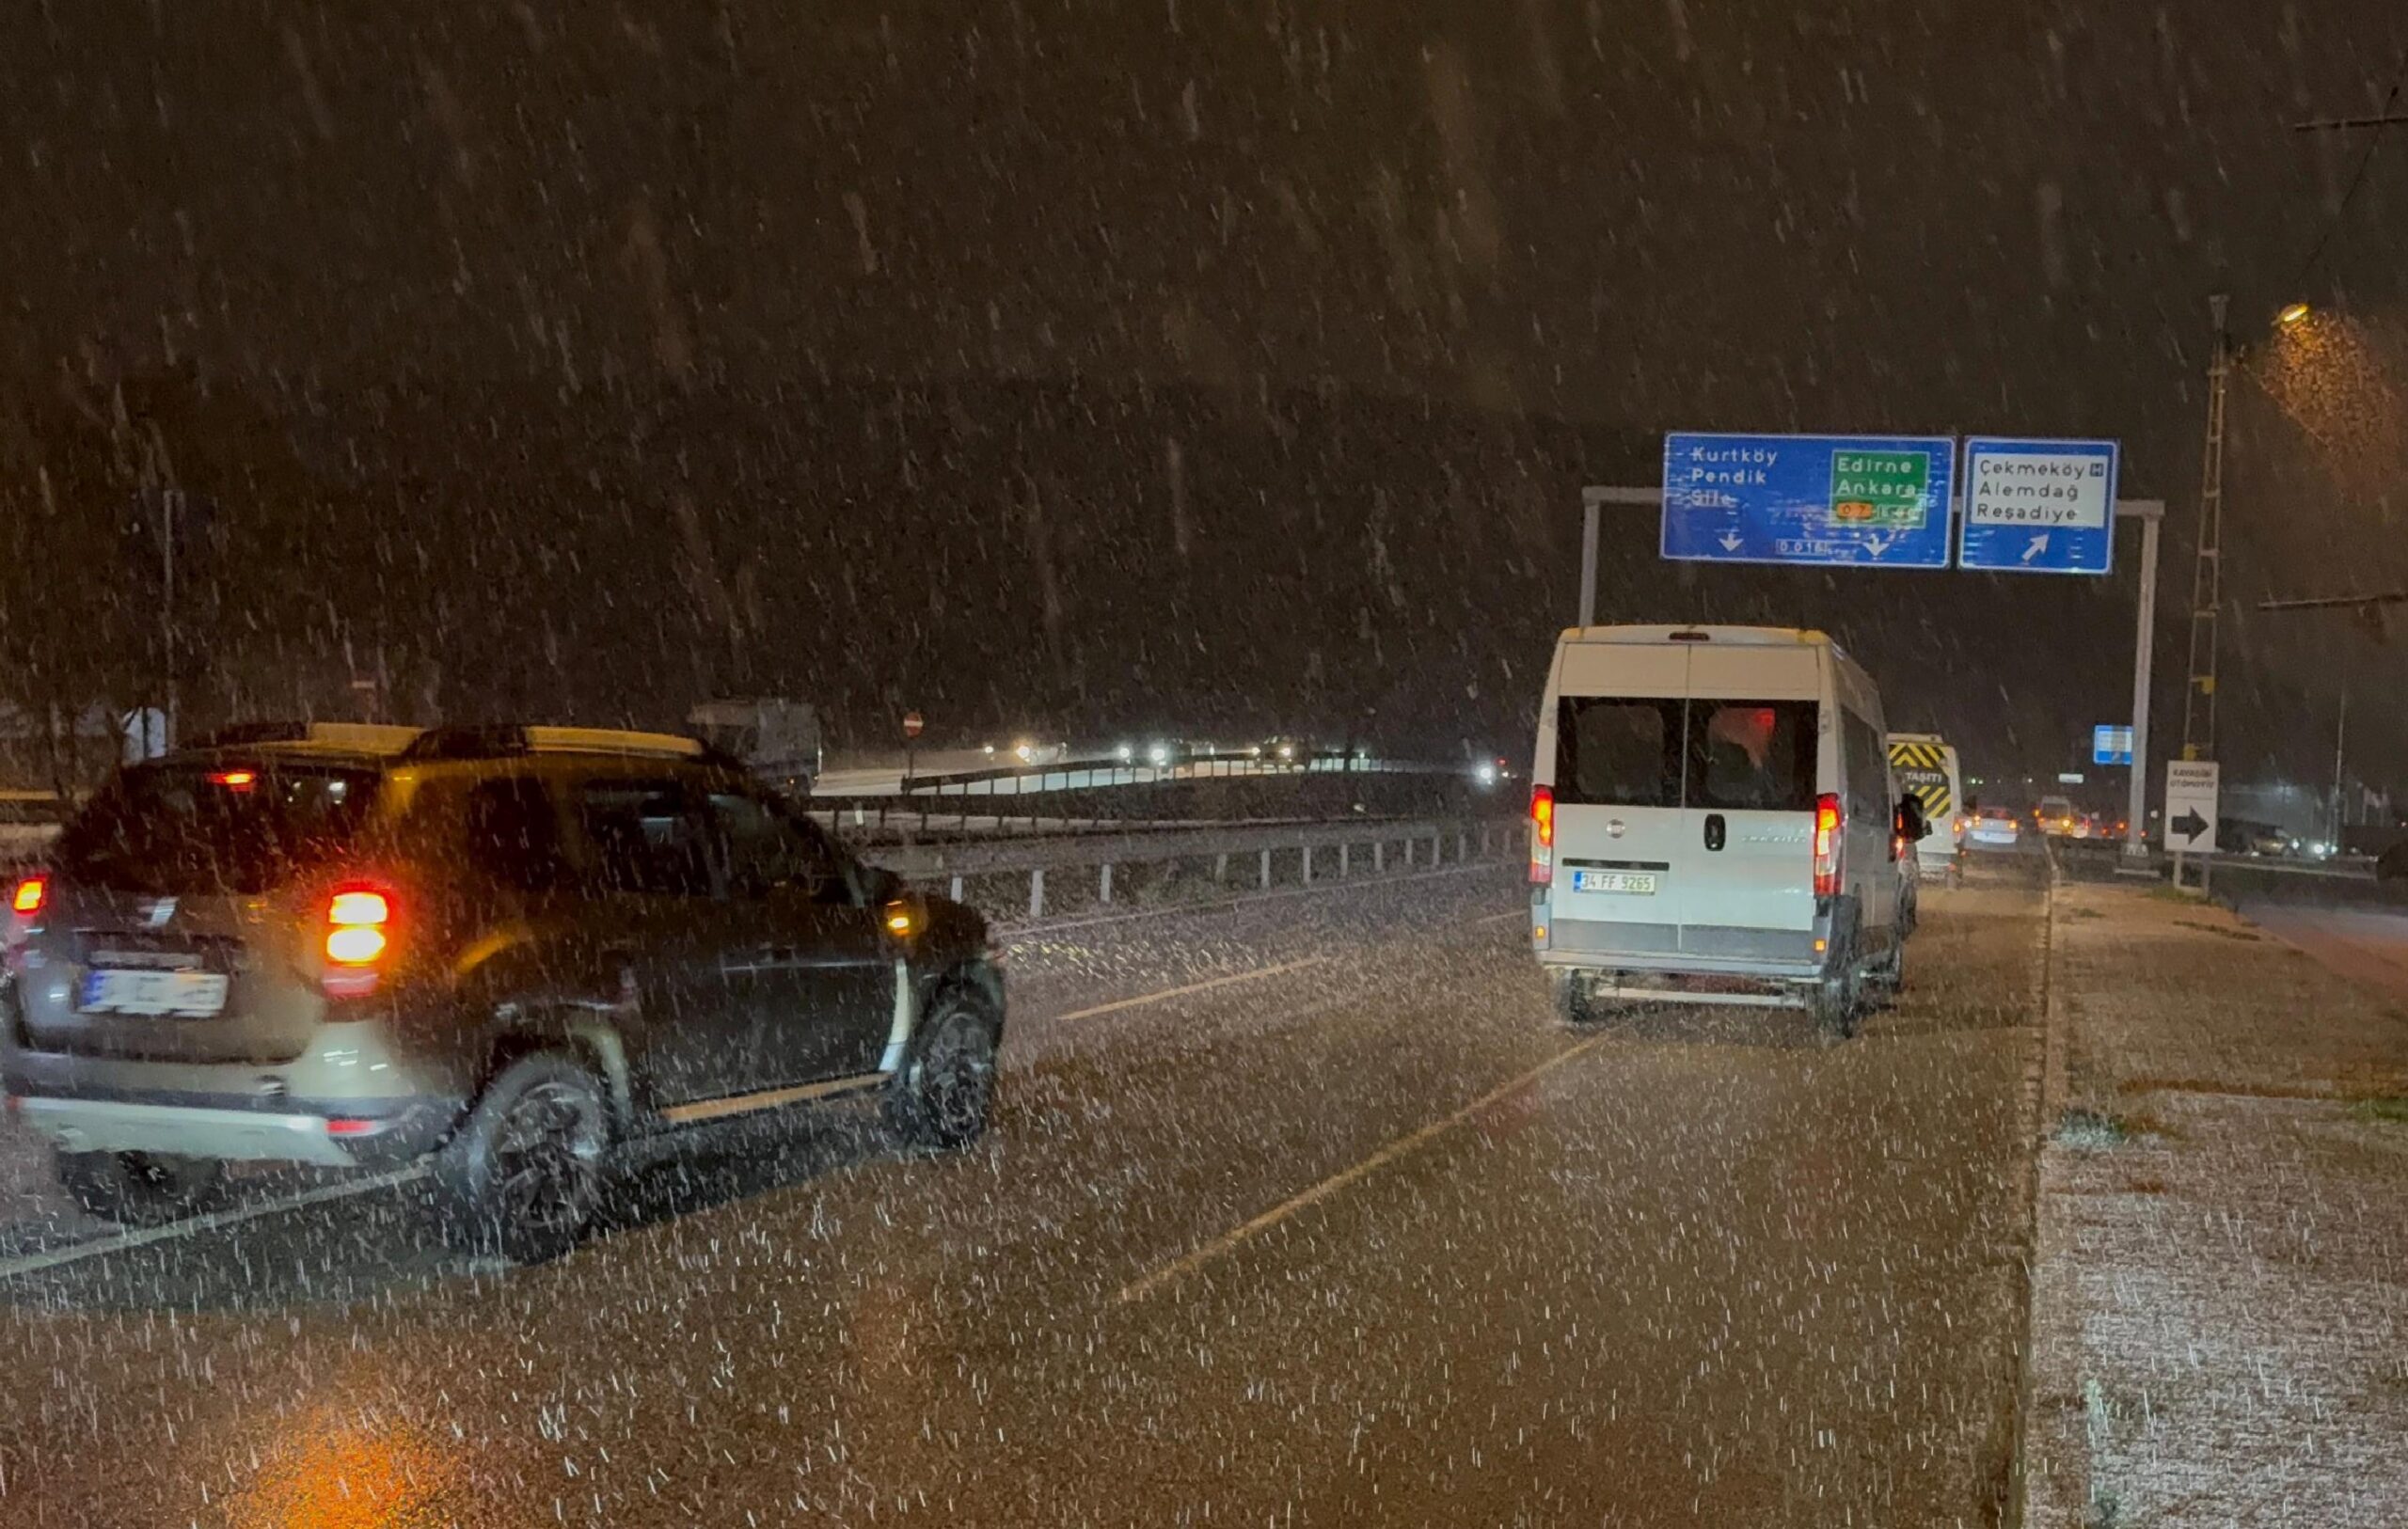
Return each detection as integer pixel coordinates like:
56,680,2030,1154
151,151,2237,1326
323,884,393,996
1814,793,1842,897
1529,785,1556,886
10,875,46,915
208,768,257,792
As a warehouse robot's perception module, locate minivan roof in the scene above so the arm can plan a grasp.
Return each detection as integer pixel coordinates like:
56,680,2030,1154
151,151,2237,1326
1558,624,1833,648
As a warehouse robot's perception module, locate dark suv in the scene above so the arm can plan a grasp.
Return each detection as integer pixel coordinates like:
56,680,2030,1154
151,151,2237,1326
2,722,1004,1261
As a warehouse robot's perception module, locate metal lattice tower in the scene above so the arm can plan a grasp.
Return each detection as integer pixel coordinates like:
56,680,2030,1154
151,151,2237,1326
2180,293,2230,761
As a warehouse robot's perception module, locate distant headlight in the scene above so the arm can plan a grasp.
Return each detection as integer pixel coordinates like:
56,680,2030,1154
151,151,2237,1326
1475,763,1497,786
1147,744,1171,766
1116,744,1133,763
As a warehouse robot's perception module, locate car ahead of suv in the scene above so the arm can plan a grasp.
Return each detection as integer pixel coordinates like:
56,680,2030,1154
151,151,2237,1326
2,722,1005,1261
1527,625,1907,1037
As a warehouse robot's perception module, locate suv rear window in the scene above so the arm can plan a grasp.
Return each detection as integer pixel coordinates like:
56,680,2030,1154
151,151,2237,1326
55,762,379,894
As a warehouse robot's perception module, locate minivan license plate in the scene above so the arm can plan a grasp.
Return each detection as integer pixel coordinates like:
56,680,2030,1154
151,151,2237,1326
79,969,229,1018
1571,870,1657,896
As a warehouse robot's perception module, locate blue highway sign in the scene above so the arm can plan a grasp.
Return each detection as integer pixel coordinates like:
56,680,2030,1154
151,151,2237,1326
1957,437,2119,575
1661,433,1956,568
2092,725,2133,766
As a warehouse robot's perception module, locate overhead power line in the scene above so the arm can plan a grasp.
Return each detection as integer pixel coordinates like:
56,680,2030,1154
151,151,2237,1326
2286,55,2408,297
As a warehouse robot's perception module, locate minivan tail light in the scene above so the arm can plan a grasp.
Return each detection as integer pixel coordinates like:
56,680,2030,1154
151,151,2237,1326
10,875,46,915
1529,784,1556,886
1814,793,1842,898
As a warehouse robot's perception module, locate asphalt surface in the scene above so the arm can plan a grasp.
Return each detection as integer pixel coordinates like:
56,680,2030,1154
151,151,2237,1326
2239,900,2408,1002
0,855,2050,1526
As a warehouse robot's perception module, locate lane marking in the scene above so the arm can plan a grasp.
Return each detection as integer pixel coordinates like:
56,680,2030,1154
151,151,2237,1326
1472,909,1523,927
1049,957,1329,1025
0,1164,430,1282
1113,1032,1610,1306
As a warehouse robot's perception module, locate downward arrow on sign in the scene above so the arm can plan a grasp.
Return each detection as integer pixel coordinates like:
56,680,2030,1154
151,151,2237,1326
1719,531,1743,552
1863,532,1894,557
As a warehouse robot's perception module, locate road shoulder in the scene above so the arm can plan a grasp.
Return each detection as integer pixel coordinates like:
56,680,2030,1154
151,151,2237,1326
2021,881,2408,1527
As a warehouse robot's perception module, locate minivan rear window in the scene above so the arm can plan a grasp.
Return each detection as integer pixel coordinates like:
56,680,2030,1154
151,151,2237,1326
1689,701,1819,813
1556,699,1684,808
55,762,379,894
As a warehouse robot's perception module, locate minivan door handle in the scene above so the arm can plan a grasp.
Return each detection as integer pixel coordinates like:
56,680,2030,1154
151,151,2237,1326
1703,812,1727,852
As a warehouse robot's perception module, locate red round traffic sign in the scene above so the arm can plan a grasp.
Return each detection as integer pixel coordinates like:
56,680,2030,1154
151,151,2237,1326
901,711,925,739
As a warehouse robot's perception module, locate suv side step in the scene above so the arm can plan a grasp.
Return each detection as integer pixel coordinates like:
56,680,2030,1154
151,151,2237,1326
657,1071,890,1127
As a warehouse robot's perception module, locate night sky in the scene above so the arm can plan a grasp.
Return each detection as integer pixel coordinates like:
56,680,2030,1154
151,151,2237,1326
2,3,2403,796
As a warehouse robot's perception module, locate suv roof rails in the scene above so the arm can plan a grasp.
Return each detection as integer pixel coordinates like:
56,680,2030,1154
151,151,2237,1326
187,721,425,756
401,724,712,764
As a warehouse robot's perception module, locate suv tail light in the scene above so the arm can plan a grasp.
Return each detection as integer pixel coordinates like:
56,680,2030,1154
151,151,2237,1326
10,875,45,916
323,885,393,995
1529,784,1556,885
1814,793,1842,898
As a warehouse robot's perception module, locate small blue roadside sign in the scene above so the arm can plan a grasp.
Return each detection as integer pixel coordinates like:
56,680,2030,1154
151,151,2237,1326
1958,438,2119,575
1661,433,1956,568
2092,725,2133,766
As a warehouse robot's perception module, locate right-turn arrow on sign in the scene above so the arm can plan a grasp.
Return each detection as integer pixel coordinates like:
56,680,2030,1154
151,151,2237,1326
2163,760,2220,854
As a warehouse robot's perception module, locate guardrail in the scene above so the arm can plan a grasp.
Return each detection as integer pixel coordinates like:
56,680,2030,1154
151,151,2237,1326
2052,837,2378,882
869,815,1524,925
814,766,1506,843
813,751,1481,799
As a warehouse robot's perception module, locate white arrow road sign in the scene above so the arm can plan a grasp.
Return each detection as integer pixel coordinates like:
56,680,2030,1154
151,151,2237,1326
2162,760,2220,854
2021,533,2049,563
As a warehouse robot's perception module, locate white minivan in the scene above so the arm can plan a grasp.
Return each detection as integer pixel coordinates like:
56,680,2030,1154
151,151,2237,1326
1527,625,1905,1035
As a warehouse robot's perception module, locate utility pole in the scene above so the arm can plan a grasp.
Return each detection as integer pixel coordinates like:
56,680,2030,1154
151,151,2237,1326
160,486,178,749
2332,649,2349,844
2180,294,2230,761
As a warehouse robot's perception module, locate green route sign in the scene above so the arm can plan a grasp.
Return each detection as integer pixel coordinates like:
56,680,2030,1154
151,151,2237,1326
1828,449,1933,529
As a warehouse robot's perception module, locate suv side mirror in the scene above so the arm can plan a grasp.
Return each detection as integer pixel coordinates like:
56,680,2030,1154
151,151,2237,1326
848,862,903,908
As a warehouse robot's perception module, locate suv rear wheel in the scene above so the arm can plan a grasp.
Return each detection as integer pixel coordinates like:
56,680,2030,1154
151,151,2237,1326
436,1052,610,1264
885,989,999,1153
54,1149,222,1226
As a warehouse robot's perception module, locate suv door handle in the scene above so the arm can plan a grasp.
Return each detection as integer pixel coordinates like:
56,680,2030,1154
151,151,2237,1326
1703,812,1727,852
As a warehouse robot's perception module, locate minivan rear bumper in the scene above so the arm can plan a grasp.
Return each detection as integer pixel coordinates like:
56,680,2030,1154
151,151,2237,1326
1537,949,1825,981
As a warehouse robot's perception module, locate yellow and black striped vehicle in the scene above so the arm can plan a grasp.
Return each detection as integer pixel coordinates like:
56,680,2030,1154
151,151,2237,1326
1886,733,1964,880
